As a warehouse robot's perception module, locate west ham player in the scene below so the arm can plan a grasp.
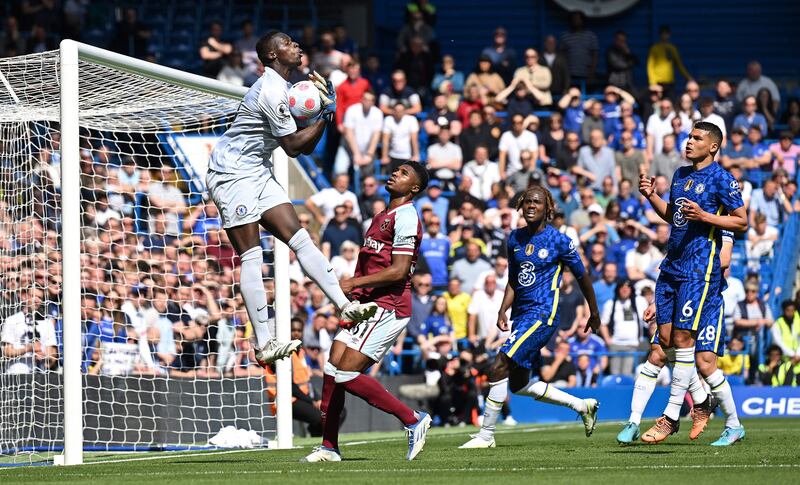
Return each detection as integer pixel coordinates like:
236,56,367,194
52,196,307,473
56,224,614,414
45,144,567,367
617,233,745,446
460,186,602,449
302,162,432,463
206,31,377,365
637,121,747,443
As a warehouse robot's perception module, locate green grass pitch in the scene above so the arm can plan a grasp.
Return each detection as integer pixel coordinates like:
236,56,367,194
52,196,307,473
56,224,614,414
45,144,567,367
3,419,799,484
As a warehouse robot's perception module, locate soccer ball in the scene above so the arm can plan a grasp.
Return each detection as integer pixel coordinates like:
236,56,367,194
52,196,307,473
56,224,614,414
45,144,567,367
288,80,322,126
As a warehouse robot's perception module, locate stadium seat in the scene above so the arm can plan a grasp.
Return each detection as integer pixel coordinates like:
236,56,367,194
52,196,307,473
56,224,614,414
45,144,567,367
727,375,746,387
600,374,635,387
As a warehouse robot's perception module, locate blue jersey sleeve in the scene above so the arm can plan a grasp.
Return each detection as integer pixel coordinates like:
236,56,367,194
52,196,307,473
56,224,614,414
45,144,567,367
718,174,745,213
559,234,585,279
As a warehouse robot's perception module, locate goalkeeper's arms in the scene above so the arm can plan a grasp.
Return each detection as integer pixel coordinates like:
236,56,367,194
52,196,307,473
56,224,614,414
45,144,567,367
277,71,337,157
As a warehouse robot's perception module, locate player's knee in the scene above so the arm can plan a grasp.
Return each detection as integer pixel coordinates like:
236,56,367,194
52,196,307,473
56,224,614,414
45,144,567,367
672,329,694,348
648,346,667,367
334,369,360,384
695,353,716,377
489,355,511,382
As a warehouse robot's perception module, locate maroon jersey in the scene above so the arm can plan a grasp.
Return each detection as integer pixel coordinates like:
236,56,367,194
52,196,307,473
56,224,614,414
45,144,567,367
351,201,421,317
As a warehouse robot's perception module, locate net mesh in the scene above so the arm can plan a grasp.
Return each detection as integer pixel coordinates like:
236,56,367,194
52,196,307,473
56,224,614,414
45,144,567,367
0,50,276,465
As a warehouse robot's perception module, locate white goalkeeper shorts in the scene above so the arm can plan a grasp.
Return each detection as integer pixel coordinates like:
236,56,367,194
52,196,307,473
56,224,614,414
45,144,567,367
334,306,409,363
206,166,291,229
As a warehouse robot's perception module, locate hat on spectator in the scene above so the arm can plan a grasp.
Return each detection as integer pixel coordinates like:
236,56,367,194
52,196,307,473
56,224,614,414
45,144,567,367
637,232,650,243
732,126,747,136
421,203,433,211
558,175,572,183
779,131,793,140
478,53,492,63
554,209,565,218
428,179,442,189
587,203,603,215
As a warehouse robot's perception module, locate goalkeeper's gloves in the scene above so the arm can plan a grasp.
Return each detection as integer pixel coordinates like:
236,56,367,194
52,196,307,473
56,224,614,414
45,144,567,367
310,70,336,122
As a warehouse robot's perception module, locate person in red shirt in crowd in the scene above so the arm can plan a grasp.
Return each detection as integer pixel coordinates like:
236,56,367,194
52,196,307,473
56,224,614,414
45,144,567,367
336,61,371,130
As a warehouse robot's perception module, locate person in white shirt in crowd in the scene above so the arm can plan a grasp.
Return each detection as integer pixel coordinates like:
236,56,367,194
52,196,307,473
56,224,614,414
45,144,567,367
498,113,538,180
147,165,187,237
721,266,745,337
736,61,780,113
698,97,727,144
746,212,779,272
467,273,505,347
216,50,250,86
472,256,509,293
599,280,648,376
330,240,359,279
574,128,616,191
234,20,259,73
1,285,57,374
462,145,501,201
381,102,420,168
335,91,384,176
305,173,361,225
426,126,463,189
645,98,675,162
625,232,663,282
450,241,492,294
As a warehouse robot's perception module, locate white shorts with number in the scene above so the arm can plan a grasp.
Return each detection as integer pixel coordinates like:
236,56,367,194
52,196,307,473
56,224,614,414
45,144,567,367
206,166,291,229
334,307,409,362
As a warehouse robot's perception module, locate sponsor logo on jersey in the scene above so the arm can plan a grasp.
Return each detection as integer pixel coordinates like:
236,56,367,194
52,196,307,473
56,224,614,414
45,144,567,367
364,236,385,253
525,243,534,256
695,183,705,194
235,204,247,216
684,179,694,191
380,218,391,231
518,261,536,287
673,197,690,227
538,248,549,259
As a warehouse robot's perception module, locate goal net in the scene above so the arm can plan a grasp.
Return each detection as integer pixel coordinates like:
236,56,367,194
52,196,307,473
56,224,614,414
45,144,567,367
0,42,292,466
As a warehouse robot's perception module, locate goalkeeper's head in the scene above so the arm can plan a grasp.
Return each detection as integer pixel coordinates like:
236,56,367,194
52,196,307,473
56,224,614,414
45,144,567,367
257,30,302,69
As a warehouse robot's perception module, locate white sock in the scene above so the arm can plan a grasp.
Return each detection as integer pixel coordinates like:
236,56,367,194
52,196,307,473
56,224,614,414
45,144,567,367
630,362,661,425
288,229,350,309
517,380,587,414
478,379,507,441
239,246,272,348
664,348,701,420
706,369,741,428
687,371,706,404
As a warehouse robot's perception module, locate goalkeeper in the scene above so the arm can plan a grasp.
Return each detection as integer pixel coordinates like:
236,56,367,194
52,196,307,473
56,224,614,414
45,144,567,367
206,30,377,365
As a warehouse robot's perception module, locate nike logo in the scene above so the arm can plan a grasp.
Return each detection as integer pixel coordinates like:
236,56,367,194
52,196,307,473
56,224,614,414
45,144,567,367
257,305,267,312
514,248,520,252
678,318,690,323
327,268,333,272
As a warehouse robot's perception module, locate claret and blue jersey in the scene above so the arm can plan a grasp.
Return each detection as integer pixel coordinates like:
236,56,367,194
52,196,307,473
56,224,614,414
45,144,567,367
500,225,586,369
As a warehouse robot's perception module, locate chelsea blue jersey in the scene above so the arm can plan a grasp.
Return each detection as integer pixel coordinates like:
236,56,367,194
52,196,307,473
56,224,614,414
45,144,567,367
660,162,744,282
507,225,585,321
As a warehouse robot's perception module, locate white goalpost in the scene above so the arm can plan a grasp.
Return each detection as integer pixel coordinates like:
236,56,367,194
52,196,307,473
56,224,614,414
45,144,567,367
0,40,293,467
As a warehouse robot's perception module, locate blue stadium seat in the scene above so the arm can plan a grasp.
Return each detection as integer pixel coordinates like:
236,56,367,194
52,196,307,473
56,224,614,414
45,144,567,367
600,374,635,387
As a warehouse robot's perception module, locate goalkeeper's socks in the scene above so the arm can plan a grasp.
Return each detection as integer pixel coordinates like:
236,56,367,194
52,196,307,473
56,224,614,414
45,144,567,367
517,380,588,413
663,348,700,421
288,229,350,309
477,379,508,441
706,369,741,428
239,246,272,347
320,364,345,450
629,361,662,425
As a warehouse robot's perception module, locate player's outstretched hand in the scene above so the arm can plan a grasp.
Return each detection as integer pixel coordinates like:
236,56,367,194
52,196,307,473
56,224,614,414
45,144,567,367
639,173,656,198
583,313,601,333
680,199,705,222
310,70,336,115
496,311,509,332
643,303,656,324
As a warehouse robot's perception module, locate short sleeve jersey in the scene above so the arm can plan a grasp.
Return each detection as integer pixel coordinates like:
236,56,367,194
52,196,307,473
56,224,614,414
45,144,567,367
507,225,585,321
209,67,297,174
351,202,422,318
660,162,744,281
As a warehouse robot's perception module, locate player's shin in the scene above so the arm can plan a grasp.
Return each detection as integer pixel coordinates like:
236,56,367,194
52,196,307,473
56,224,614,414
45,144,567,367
477,379,508,441
239,246,273,347
336,370,417,426
706,369,741,428
663,348,700,421
288,229,350,309
516,380,588,413
321,362,345,450
629,362,662,425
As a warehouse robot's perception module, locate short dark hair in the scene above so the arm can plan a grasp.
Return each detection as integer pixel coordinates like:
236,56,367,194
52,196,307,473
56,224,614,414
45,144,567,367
693,121,723,150
256,30,285,66
402,160,429,194
781,299,796,311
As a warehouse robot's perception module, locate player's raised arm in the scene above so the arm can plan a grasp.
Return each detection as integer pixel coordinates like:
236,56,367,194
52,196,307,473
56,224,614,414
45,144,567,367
639,172,672,223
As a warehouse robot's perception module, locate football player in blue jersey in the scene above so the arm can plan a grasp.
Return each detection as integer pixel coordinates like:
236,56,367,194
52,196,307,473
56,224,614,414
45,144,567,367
460,186,602,449
617,231,745,446
638,121,748,443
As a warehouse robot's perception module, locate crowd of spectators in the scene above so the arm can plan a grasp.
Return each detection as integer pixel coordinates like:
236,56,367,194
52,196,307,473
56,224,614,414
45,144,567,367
1,3,800,429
